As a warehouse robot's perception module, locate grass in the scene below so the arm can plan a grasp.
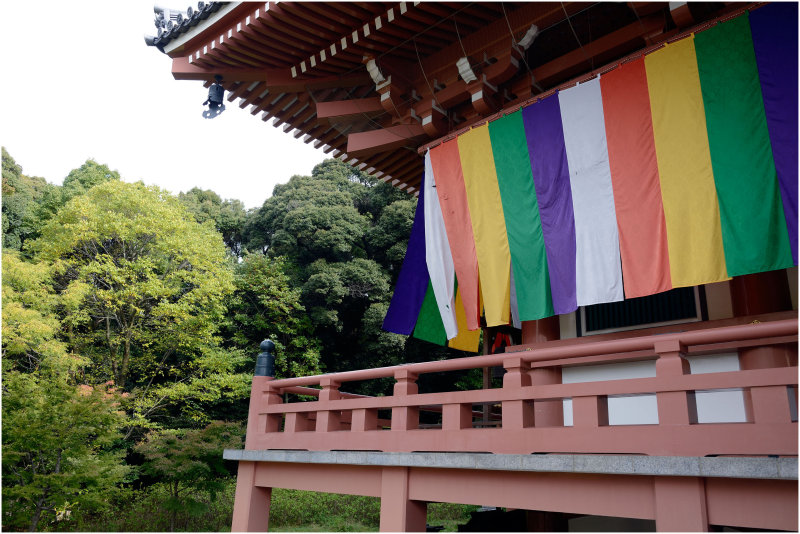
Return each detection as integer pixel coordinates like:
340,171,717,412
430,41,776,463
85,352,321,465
63,479,477,532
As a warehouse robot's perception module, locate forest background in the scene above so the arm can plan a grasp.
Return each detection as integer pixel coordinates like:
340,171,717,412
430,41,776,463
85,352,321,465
1,147,478,532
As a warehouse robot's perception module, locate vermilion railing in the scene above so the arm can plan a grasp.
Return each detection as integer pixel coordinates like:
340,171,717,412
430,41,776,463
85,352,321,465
244,318,798,457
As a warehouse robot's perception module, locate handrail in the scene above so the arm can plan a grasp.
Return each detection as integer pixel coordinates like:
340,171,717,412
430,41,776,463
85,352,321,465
265,318,797,390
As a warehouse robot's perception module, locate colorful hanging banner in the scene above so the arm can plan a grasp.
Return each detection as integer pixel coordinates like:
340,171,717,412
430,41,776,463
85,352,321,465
749,3,798,265
429,139,482,331
447,284,482,352
383,7,797,340
600,57,672,299
645,36,729,288
458,125,512,327
488,110,554,321
423,151,458,339
558,78,624,306
522,93,578,315
383,174,430,335
695,14,793,276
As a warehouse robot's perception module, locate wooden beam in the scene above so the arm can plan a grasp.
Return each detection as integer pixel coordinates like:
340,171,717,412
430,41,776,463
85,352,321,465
316,97,384,123
530,15,664,86
346,124,427,158
416,3,582,89
171,57,371,91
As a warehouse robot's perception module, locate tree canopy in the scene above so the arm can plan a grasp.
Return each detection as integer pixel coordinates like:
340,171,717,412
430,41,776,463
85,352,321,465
0,149,444,530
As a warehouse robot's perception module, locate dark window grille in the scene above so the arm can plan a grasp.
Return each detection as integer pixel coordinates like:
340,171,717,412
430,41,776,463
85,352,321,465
580,286,704,335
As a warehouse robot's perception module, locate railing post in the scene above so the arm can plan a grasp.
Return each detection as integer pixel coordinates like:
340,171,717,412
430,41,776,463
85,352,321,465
233,340,278,532
392,369,419,431
245,340,282,449
316,377,342,432
379,466,427,531
654,477,708,531
654,339,697,425
503,357,534,429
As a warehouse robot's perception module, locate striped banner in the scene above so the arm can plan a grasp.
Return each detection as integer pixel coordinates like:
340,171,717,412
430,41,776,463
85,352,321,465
384,6,796,341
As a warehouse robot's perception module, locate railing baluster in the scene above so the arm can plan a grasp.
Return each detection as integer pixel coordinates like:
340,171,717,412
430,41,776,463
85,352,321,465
655,339,698,425
285,412,313,432
352,408,379,431
572,395,609,427
316,378,342,432
392,369,419,431
442,403,473,430
502,357,534,429
530,366,564,427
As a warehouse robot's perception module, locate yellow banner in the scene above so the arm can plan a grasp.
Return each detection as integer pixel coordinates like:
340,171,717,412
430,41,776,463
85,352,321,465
447,286,481,352
457,125,511,326
645,37,729,287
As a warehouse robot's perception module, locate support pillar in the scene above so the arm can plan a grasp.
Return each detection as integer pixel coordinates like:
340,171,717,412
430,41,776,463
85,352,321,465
231,461,271,532
379,467,427,532
654,477,708,531
730,271,795,369
730,271,795,421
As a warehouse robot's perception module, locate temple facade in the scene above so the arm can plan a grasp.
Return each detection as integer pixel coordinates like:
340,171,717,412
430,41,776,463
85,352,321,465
148,3,797,531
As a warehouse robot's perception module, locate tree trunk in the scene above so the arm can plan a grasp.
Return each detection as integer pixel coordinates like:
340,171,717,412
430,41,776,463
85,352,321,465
170,480,179,532
30,490,49,532
119,336,131,389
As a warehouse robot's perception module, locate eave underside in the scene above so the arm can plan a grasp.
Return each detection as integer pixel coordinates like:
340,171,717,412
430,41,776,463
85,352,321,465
159,1,751,193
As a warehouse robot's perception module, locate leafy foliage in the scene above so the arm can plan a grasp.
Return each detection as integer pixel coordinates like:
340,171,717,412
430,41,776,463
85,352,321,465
244,159,418,381
34,159,122,238
1,251,84,373
29,180,248,432
178,187,248,256
0,149,453,530
134,421,243,532
227,253,321,378
1,148,56,253
2,371,129,531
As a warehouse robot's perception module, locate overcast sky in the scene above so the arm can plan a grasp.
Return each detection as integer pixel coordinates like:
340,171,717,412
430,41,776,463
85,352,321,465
0,1,327,209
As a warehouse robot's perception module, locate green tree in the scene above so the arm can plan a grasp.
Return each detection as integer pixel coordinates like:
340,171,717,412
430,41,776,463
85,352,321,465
29,180,248,432
1,148,56,252
2,371,129,531
244,172,368,263
227,253,321,378
366,198,416,282
2,251,128,531
1,251,85,373
178,187,248,256
243,159,418,380
134,421,243,532
33,159,121,233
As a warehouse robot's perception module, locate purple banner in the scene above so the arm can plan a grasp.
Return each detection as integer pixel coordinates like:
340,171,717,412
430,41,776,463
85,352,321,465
383,174,430,334
750,3,798,264
522,93,578,314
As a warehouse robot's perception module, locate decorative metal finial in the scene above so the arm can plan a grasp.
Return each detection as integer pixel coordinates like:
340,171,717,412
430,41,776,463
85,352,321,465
255,339,275,377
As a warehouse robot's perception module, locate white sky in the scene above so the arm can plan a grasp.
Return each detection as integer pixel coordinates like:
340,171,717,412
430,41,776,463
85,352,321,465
0,1,327,209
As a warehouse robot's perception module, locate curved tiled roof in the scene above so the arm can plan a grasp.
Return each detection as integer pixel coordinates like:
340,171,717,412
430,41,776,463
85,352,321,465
147,2,224,51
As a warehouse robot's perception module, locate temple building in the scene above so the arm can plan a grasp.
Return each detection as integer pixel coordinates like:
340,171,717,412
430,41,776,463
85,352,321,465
148,2,797,531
